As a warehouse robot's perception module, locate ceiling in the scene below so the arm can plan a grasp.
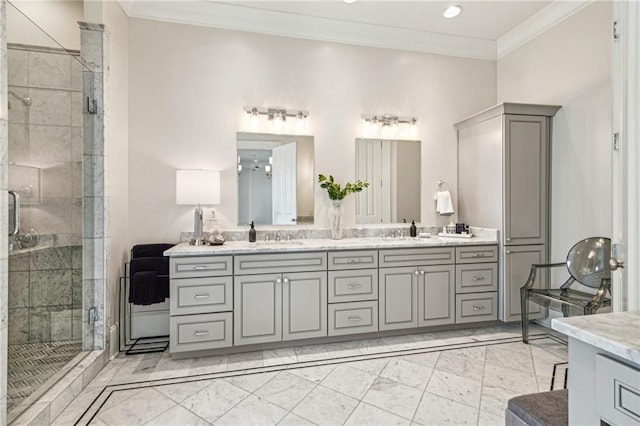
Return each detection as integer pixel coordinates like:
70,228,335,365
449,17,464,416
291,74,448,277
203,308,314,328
119,0,594,59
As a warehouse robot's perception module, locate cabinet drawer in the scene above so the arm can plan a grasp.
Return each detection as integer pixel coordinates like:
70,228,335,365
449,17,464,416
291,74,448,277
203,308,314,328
170,312,232,353
328,250,378,270
455,246,498,264
235,252,327,275
170,256,232,278
170,276,232,315
455,293,497,323
455,263,498,293
328,269,378,303
328,301,378,336
379,247,454,268
596,354,640,425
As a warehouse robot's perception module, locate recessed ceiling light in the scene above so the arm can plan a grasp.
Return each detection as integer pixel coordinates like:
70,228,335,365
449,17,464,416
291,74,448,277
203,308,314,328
443,5,463,19
343,0,358,4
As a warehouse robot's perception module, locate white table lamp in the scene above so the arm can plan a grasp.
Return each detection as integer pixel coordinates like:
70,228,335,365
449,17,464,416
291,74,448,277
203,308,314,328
176,170,221,245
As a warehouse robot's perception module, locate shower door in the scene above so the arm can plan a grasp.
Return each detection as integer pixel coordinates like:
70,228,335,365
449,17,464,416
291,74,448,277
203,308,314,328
5,1,96,419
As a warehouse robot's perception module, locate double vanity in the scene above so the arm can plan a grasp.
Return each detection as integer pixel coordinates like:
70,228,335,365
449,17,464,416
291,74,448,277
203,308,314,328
164,232,499,355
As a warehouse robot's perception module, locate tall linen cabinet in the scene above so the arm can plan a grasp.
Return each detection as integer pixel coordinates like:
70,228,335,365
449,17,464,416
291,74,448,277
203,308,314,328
455,103,561,322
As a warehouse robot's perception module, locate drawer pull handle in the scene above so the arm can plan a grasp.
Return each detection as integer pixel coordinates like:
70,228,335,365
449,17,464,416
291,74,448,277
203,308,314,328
347,316,362,321
471,253,486,258
347,283,362,289
347,258,361,263
194,293,210,299
471,276,485,281
193,330,210,336
472,305,485,311
192,265,211,270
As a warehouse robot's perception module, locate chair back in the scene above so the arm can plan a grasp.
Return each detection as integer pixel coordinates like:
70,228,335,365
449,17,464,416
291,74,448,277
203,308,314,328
566,237,611,288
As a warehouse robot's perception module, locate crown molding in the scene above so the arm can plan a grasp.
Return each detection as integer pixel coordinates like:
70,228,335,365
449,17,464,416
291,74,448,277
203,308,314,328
497,0,595,59
120,0,496,60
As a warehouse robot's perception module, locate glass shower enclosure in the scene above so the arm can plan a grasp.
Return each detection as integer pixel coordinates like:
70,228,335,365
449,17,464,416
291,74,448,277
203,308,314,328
5,1,96,420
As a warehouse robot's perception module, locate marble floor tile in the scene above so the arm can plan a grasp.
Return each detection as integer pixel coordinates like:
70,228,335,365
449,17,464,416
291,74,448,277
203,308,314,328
215,394,288,426
99,388,145,412
482,363,539,395
154,379,211,403
426,370,482,408
362,377,423,420
345,402,411,426
292,385,359,425
379,358,433,390
324,340,366,358
294,344,330,362
413,392,479,426
254,371,316,411
320,364,377,399
479,385,522,417
262,348,298,367
347,357,390,376
223,350,264,371
187,354,228,376
380,335,421,351
180,379,250,423
289,364,337,383
277,412,316,426
224,371,278,392
143,404,211,426
434,352,485,383
400,351,441,368
96,388,176,426
477,409,505,426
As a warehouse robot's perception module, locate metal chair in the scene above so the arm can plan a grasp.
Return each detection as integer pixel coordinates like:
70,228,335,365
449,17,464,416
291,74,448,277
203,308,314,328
521,237,612,343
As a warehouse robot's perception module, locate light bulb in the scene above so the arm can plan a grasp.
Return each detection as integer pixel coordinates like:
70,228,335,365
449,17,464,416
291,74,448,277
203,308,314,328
443,5,463,18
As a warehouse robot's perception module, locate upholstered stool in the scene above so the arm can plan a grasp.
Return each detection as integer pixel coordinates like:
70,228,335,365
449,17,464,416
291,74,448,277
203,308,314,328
505,389,568,426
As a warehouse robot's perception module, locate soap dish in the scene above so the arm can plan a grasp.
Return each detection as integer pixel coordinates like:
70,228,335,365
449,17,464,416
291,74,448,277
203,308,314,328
438,232,473,238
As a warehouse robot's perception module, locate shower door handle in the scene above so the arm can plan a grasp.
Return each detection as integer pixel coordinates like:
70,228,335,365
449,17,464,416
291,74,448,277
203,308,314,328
8,190,20,236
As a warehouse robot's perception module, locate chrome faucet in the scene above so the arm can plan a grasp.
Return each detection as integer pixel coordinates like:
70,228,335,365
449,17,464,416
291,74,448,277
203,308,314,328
286,234,292,241
275,232,282,242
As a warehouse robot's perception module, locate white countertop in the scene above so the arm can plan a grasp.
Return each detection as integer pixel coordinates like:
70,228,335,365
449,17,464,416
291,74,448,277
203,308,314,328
552,311,640,365
164,234,498,257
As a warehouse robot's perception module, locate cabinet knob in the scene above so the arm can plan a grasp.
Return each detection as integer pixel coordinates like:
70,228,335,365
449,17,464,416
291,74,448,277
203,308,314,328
506,238,512,242
419,269,425,275
414,269,420,276
506,250,511,255
276,278,282,284
283,277,290,284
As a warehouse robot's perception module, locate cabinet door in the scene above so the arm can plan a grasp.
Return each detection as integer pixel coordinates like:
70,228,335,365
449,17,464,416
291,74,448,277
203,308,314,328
502,245,547,322
504,114,549,246
282,271,327,341
418,265,455,327
234,273,282,345
379,267,418,330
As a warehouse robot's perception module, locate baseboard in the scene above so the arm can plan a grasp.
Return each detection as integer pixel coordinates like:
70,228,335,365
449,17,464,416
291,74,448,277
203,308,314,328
109,323,119,360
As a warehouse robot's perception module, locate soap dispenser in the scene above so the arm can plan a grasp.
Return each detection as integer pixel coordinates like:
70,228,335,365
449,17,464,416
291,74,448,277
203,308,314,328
410,220,417,238
249,221,256,242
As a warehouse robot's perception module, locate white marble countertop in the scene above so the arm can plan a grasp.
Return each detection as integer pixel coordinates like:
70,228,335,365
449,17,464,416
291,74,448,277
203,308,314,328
552,311,640,365
164,234,499,257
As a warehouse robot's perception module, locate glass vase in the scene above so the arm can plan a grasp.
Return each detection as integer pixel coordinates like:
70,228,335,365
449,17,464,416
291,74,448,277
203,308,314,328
328,200,344,239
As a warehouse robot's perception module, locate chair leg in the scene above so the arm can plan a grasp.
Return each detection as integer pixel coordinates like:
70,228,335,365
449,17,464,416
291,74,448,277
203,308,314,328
562,304,570,317
521,288,529,344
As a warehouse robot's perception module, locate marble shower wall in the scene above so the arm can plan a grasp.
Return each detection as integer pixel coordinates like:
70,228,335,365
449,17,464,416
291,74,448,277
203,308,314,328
6,45,83,344
7,44,83,248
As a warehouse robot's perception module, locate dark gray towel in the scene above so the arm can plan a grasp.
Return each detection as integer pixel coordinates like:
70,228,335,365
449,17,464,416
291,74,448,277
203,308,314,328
130,271,168,305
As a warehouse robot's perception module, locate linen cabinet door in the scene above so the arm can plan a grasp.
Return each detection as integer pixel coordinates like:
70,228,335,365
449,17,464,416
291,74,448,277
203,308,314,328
502,245,546,322
234,273,282,345
282,271,328,341
418,265,455,327
379,267,418,331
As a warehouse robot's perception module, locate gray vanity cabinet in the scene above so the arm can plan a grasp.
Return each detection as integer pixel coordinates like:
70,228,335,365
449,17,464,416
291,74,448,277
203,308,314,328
456,103,560,322
503,244,546,322
233,252,328,346
378,247,455,330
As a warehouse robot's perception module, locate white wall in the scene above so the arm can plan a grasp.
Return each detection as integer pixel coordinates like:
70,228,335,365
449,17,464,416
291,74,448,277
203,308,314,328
128,18,496,244
498,2,612,271
7,0,82,50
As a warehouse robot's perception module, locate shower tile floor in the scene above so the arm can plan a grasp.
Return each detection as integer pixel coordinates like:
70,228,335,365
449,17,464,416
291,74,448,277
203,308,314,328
56,323,568,425
7,341,82,411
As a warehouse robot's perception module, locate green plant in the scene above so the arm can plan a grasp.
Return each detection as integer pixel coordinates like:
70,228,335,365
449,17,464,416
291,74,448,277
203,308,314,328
318,174,369,201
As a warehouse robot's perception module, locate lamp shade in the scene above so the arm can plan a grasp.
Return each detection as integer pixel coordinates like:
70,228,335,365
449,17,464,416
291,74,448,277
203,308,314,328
176,170,220,205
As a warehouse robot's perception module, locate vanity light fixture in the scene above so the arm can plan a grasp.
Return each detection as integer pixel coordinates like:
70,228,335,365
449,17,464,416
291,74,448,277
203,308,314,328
443,4,463,18
361,114,418,139
243,106,310,135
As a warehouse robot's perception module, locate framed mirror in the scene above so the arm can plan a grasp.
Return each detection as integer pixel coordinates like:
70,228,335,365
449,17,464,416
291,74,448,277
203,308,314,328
355,138,421,224
237,132,314,225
